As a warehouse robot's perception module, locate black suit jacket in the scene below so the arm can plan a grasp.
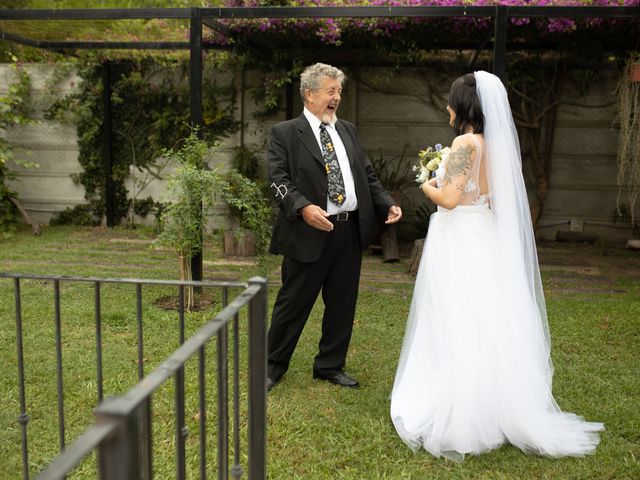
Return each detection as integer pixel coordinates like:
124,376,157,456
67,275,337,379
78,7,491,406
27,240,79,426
268,114,395,263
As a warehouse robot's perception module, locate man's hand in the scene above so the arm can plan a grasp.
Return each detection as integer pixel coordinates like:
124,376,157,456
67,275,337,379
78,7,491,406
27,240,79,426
385,205,402,224
301,205,334,232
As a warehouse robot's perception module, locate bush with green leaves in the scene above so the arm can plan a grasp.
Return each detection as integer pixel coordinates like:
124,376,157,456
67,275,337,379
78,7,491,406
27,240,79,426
219,169,273,254
0,56,34,238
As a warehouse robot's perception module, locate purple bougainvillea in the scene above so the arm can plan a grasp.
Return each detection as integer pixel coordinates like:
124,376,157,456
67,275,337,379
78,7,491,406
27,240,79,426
208,0,638,47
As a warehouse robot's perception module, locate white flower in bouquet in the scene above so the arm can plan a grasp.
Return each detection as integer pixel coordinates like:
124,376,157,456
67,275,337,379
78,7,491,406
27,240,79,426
413,143,450,185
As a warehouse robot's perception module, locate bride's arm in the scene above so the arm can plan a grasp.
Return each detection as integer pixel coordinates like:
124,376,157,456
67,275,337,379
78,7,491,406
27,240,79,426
422,135,476,210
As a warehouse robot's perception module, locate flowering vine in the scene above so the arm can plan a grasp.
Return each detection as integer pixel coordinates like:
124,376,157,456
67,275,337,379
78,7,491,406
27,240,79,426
211,0,639,49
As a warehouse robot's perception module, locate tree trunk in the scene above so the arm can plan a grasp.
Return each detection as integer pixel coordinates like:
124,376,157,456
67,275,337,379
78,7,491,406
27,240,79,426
179,253,194,310
380,224,400,263
407,238,425,275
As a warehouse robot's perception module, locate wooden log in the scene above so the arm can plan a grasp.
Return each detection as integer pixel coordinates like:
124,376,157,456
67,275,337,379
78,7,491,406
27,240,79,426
380,224,400,263
223,229,257,257
625,239,640,250
407,238,425,275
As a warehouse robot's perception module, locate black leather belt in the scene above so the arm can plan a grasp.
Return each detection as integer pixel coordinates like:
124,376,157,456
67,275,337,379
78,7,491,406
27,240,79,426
329,211,357,222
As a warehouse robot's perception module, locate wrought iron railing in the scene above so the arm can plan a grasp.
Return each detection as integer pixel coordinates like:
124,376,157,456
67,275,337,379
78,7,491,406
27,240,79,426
0,273,267,480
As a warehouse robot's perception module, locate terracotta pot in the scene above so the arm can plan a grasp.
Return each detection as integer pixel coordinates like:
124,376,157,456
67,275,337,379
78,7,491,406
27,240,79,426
631,63,640,83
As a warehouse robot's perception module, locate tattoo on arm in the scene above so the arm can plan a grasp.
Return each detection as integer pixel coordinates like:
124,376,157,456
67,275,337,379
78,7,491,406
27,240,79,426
443,145,475,191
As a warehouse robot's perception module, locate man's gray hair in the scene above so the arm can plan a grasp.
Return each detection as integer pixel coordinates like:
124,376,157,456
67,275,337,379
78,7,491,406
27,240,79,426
299,63,346,100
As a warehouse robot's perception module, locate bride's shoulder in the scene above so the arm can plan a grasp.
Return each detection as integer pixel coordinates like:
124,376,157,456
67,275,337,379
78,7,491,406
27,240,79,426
451,133,478,151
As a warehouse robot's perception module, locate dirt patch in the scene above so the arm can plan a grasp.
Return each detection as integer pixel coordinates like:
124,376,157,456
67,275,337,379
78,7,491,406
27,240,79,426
154,292,217,311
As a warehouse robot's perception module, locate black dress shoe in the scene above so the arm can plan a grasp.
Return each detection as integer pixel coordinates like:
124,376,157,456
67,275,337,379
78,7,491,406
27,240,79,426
266,376,278,393
313,370,360,388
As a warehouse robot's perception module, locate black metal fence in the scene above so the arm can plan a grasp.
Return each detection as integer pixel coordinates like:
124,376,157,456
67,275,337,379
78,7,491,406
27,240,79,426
0,273,267,480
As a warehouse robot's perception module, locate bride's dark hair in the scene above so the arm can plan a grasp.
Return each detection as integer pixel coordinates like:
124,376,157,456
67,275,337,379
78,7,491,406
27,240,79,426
448,73,485,135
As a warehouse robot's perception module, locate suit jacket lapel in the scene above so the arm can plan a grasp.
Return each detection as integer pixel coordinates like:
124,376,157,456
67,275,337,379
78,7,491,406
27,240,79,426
295,114,324,167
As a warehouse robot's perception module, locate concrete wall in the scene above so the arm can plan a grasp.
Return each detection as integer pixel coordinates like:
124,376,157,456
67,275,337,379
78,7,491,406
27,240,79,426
2,64,84,225
2,63,635,242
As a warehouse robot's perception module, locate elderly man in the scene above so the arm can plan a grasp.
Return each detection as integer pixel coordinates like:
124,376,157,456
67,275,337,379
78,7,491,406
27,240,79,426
267,63,402,392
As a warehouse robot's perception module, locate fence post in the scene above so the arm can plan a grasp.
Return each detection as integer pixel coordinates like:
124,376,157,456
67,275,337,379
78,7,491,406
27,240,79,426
95,398,140,480
189,6,204,283
493,5,508,82
247,277,267,480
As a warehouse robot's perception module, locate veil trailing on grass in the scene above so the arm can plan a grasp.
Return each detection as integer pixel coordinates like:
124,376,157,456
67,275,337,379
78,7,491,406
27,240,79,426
474,70,553,386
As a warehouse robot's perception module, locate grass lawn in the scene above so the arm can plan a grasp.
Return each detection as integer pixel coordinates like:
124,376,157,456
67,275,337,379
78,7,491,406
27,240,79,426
1,225,639,479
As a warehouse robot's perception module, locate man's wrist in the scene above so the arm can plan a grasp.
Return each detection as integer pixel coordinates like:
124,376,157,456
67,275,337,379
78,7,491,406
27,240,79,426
297,204,311,216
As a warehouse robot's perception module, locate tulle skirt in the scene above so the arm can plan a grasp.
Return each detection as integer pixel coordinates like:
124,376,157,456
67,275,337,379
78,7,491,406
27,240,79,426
390,204,603,461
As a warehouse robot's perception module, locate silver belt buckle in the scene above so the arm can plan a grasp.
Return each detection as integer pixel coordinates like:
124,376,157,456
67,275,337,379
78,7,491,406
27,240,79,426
336,212,349,221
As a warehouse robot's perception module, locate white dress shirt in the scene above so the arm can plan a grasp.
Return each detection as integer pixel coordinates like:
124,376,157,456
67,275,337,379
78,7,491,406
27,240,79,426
303,107,358,215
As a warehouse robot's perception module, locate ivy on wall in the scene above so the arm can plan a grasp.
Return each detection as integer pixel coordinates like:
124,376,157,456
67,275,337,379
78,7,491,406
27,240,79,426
0,55,34,237
47,56,239,226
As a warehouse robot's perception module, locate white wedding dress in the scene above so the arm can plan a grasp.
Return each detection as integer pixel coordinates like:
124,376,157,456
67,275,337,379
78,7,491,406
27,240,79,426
390,71,603,462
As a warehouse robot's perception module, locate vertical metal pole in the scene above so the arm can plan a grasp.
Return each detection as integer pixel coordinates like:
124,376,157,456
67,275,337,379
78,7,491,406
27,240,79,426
141,397,153,480
226,288,242,480
230,310,242,480
175,373,187,480
96,399,140,480
247,278,267,480
198,346,207,480
14,278,30,480
53,280,66,454
135,284,152,480
190,7,204,283
240,68,246,148
103,61,115,228
136,284,144,381
176,285,187,480
285,61,294,121
493,6,508,82
217,316,229,480
95,282,104,403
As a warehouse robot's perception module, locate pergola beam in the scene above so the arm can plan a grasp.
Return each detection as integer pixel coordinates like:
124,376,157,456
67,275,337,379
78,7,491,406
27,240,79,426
1,6,637,20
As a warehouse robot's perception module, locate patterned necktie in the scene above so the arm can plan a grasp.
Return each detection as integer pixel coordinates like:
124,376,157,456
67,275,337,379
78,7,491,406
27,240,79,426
319,123,347,207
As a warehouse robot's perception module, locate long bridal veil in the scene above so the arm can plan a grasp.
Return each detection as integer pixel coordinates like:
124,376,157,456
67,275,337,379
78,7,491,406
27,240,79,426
390,71,603,461
475,70,553,387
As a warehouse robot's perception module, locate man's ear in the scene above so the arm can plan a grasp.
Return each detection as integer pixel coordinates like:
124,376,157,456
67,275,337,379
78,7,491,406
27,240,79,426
304,89,312,104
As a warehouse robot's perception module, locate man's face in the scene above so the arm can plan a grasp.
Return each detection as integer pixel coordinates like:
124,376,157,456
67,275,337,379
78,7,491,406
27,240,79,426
305,76,342,124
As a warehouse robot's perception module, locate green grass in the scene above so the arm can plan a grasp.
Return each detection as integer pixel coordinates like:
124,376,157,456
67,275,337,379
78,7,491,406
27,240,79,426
1,226,639,479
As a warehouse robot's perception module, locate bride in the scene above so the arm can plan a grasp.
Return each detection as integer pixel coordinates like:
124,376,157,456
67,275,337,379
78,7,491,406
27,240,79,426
390,71,603,461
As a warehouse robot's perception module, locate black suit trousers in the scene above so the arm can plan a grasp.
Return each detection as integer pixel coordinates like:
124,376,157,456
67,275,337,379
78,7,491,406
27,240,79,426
267,213,362,379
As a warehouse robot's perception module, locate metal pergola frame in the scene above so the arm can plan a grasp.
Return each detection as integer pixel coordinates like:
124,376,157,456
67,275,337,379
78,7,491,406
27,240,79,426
1,5,638,280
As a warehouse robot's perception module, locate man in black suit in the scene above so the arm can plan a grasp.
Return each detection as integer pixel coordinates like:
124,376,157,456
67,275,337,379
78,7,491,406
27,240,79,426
267,63,402,391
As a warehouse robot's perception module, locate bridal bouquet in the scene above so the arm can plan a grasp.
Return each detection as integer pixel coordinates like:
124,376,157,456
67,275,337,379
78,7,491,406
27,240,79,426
414,143,450,184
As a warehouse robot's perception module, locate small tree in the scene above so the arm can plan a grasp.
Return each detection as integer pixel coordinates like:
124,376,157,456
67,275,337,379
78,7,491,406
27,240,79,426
220,170,272,254
156,131,220,308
